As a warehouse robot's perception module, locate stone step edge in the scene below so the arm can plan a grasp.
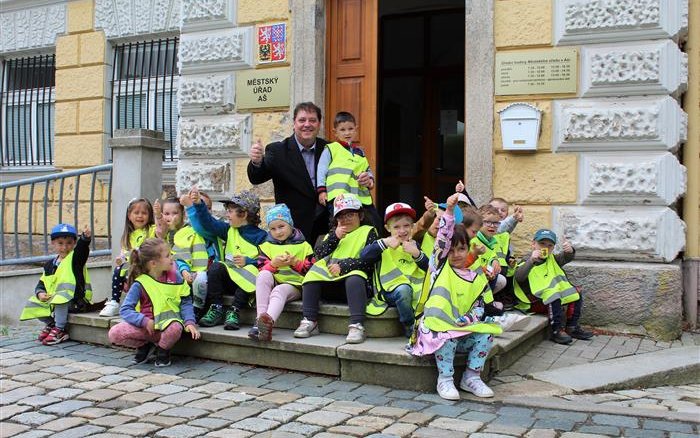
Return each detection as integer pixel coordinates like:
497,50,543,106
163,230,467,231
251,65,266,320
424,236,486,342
503,395,700,424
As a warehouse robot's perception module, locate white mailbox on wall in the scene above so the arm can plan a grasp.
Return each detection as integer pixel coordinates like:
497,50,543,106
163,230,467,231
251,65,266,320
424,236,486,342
498,103,542,151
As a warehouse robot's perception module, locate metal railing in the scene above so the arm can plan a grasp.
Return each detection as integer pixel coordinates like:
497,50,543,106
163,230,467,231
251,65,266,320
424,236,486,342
0,164,112,265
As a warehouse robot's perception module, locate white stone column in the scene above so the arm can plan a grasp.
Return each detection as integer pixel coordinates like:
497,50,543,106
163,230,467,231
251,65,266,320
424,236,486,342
109,129,169,258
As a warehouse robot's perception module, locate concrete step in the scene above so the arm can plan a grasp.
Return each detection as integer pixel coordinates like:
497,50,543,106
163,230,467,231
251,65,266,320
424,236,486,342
225,298,404,337
67,311,550,391
529,346,700,392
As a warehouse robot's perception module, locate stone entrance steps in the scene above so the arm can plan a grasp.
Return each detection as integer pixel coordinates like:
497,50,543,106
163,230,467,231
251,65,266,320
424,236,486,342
67,308,549,392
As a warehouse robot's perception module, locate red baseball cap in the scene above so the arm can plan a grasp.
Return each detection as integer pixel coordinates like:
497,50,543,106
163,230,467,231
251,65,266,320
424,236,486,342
384,202,416,223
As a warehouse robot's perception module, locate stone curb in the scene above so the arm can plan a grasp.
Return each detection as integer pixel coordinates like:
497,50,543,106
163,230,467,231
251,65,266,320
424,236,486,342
503,396,700,424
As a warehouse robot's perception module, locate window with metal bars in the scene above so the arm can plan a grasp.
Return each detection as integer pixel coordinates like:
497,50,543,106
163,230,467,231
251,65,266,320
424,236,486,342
0,55,56,167
111,38,179,161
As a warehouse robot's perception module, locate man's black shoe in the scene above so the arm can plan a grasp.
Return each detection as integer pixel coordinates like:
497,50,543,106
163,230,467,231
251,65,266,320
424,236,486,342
566,325,594,340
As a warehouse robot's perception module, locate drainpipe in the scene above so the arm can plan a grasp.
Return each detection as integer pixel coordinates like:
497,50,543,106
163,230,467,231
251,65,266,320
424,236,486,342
682,0,699,328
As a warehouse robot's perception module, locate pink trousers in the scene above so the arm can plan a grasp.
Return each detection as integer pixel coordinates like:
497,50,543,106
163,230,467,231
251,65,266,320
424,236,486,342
108,321,182,350
255,270,301,321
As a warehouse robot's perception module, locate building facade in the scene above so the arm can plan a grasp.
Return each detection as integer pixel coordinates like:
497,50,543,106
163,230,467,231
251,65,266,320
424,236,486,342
0,0,697,339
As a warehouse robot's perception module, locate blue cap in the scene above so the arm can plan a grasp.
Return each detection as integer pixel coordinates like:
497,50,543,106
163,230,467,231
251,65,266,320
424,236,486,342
438,203,463,224
534,228,557,244
50,223,77,240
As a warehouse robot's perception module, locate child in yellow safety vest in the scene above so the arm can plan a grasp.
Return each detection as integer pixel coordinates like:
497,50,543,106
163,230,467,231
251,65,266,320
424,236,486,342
409,193,501,401
189,190,267,330
20,224,93,345
108,238,200,366
316,111,382,230
361,202,429,338
295,193,379,344
514,229,593,345
100,198,157,317
250,203,315,342
469,204,512,294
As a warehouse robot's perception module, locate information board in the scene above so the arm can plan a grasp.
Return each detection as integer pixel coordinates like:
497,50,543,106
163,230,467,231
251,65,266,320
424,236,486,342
236,68,290,110
495,48,578,95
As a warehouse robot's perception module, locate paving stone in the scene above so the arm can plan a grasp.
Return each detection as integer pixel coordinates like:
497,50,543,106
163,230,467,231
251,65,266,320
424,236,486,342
0,380,29,392
119,370,151,378
232,417,280,432
118,391,160,403
307,433,348,438
159,406,209,419
120,401,172,417
591,414,639,428
0,403,31,420
483,423,529,436
145,384,187,395
325,401,373,415
89,415,137,427
459,411,497,423
211,406,264,421
108,382,149,392
14,372,52,384
577,425,622,436
622,428,666,438
414,393,457,405
10,411,57,426
390,400,429,411
72,407,116,419
328,425,376,436
64,371,102,382
355,395,392,406
296,410,351,427
532,418,577,431
294,397,334,407
51,425,106,438
346,415,395,431
424,403,467,418
0,422,29,437
399,412,435,425
157,390,208,405
1,364,41,376
279,403,317,414
97,399,139,410
428,417,482,433
559,433,613,438
642,419,694,433
1,386,45,404
276,421,324,436
10,430,53,438
325,381,362,392
140,415,188,427
259,408,302,423
251,432,305,438
97,375,132,385
524,429,557,438
204,428,253,438
368,406,409,418
497,406,535,418
412,427,468,438
155,424,209,437
41,399,93,415
77,389,124,402
669,433,700,438
105,422,161,437
37,416,87,432
189,416,232,429
133,374,180,385
185,398,235,412
36,379,79,390
469,434,516,438
325,391,360,401
384,389,420,400
213,391,256,402
290,386,334,397
257,392,302,404
382,422,419,437
73,380,111,390
47,388,85,399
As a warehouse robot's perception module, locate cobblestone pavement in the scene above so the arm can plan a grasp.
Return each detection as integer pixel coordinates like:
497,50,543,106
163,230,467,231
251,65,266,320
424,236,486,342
1,331,698,438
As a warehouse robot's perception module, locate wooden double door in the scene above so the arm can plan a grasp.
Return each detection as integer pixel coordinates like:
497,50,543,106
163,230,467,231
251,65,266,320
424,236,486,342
327,0,466,210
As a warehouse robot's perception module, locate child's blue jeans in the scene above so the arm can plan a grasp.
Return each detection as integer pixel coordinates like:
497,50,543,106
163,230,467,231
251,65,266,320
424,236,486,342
383,284,415,330
434,333,493,377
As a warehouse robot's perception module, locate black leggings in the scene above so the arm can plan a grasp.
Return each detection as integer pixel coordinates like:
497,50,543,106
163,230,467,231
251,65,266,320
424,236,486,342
548,295,583,331
206,263,249,309
302,275,369,325
111,266,126,301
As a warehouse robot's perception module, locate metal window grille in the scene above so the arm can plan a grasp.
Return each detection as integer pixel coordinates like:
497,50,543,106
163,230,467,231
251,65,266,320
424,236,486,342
0,55,56,167
110,38,179,161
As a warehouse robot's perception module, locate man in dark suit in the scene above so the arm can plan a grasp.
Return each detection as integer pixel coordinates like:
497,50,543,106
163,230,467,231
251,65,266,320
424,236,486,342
247,102,330,244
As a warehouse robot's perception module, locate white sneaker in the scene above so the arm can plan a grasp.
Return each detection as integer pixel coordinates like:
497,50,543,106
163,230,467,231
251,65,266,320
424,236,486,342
436,376,460,400
346,323,366,344
494,313,530,332
99,300,120,317
460,375,494,398
293,318,319,338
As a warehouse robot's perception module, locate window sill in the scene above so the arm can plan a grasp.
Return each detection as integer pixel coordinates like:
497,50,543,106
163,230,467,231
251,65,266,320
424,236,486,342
0,166,58,183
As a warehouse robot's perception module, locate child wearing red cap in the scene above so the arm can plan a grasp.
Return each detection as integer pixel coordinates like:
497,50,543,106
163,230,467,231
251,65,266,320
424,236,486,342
361,202,428,337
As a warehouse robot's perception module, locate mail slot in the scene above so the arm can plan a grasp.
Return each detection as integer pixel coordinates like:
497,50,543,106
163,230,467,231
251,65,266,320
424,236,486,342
498,102,542,151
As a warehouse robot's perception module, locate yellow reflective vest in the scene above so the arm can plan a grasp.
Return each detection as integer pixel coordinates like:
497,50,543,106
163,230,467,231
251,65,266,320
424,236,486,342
366,246,426,315
120,225,157,275
420,233,435,259
20,251,93,320
421,263,501,335
325,142,373,205
516,255,580,306
259,240,314,287
303,225,373,283
468,232,511,276
221,227,259,293
135,274,190,330
172,225,209,272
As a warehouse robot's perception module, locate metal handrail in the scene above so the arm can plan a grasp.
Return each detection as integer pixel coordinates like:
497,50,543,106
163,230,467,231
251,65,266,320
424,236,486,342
0,164,112,265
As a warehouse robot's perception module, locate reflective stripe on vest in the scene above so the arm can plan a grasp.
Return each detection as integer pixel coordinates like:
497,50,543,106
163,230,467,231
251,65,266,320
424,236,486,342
325,142,372,205
528,256,580,305
259,241,314,287
222,227,260,293
136,274,190,330
172,226,209,272
303,225,373,284
422,262,501,335
20,251,93,321
120,225,157,275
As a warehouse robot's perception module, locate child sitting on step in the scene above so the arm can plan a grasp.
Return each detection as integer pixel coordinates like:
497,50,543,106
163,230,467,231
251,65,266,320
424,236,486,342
251,203,314,341
361,202,428,338
410,193,502,400
108,238,200,366
20,224,93,345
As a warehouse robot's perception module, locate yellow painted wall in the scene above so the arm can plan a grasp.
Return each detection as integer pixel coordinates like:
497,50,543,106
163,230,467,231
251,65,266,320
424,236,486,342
494,0,552,48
